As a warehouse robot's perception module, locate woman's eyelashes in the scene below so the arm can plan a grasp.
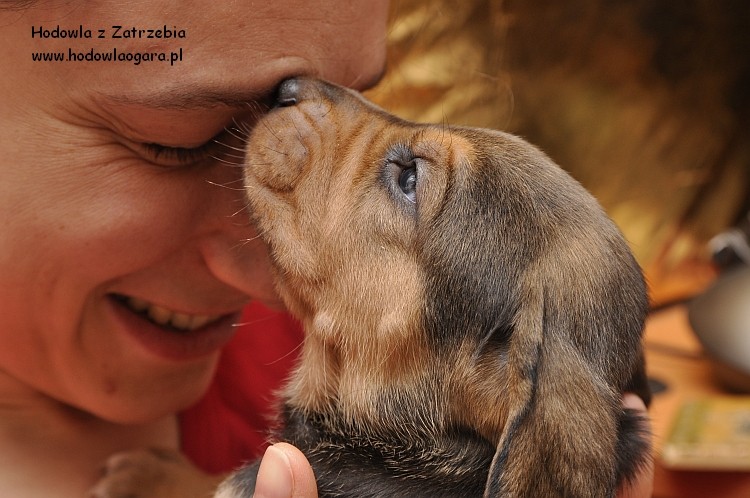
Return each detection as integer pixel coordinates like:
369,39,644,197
139,126,248,167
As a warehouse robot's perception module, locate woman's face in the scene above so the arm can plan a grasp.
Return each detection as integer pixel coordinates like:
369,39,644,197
0,0,388,423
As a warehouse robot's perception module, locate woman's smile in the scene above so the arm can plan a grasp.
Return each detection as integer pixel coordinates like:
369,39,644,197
113,293,228,332
107,293,243,361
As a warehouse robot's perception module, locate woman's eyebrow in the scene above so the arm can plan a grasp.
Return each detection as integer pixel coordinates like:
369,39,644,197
98,86,273,110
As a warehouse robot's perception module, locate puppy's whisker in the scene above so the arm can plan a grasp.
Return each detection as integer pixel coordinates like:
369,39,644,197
263,340,305,366
214,140,248,154
262,145,289,157
231,204,251,218
321,101,334,118
205,179,247,192
288,119,310,155
258,115,284,142
241,100,271,121
230,115,252,134
243,161,275,172
231,310,279,328
211,155,244,166
226,127,250,144
215,152,246,162
375,346,395,371
219,177,247,186
232,232,265,251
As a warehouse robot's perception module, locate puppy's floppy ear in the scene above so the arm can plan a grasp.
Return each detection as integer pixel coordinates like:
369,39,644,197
483,264,622,498
482,269,545,497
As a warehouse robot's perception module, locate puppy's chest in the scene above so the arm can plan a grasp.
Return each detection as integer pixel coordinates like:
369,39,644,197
282,401,497,495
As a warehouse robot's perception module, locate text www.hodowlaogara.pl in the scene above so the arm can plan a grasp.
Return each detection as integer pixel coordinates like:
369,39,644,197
33,47,183,66
30,25,185,66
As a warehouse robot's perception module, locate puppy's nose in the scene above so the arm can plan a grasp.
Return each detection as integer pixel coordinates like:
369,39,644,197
275,78,300,107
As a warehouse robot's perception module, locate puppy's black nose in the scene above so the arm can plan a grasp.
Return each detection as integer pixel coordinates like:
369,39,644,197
276,78,299,107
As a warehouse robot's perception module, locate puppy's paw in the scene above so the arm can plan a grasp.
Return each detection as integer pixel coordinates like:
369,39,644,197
88,447,223,498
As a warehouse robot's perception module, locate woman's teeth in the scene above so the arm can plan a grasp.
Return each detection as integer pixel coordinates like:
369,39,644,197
124,296,224,332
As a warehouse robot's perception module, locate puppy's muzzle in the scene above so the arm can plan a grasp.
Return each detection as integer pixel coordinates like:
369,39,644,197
274,77,351,109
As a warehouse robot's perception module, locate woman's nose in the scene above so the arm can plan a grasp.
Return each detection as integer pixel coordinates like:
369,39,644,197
201,156,254,238
194,160,278,301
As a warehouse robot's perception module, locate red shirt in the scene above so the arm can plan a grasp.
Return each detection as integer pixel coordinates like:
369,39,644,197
179,301,304,474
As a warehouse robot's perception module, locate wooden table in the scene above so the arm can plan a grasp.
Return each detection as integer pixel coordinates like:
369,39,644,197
645,305,750,497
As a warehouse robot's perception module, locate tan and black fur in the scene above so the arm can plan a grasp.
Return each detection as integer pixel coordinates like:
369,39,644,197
221,77,651,498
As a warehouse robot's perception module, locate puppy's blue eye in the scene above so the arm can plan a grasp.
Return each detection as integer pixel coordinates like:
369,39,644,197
398,167,417,202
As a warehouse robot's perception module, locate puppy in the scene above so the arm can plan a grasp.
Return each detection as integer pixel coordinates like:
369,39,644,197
217,77,652,497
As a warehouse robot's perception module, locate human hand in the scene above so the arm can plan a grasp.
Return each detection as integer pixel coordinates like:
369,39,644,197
616,393,654,498
88,447,224,498
252,443,318,498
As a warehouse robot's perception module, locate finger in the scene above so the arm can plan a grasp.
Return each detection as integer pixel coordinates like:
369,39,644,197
274,443,318,498
253,443,318,498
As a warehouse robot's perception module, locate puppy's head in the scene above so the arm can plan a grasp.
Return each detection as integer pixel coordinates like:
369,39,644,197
243,77,649,494
244,78,453,348
244,77,646,373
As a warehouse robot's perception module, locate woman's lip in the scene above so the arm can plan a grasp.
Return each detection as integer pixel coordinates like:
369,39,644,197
107,294,241,362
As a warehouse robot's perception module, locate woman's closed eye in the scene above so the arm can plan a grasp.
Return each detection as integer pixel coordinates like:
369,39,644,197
139,127,244,168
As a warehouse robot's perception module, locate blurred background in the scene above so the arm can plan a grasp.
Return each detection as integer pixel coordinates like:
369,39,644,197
366,0,750,308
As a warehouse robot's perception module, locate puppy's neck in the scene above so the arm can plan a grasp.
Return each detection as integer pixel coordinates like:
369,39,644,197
283,311,434,428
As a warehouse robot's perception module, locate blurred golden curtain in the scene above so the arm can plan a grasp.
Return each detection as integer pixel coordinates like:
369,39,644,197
367,0,750,305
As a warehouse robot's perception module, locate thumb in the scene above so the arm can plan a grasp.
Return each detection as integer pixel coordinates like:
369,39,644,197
253,443,318,498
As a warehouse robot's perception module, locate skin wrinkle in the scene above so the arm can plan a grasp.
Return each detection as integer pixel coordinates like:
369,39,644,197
100,88,273,111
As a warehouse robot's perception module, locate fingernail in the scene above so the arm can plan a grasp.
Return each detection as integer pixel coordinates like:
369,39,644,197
253,445,294,498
